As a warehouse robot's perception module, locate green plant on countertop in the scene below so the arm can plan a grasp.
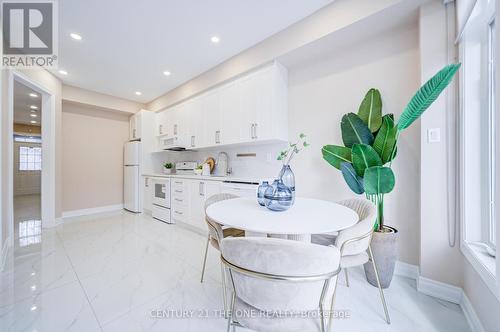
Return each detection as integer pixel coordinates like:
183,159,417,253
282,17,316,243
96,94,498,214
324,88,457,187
163,162,173,169
277,133,310,165
322,63,461,231
195,164,203,170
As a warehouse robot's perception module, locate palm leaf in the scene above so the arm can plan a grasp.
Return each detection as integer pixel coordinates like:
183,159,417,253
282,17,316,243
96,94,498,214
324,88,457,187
373,115,397,164
341,162,364,194
351,144,382,177
358,88,382,133
341,113,374,148
322,145,352,170
398,63,460,131
364,166,395,194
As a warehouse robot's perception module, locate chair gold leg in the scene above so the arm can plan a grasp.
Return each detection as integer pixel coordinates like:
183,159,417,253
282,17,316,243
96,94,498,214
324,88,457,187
200,235,210,283
220,261,228,316
328,276,339,332
344,268,349,287
368,244,391,324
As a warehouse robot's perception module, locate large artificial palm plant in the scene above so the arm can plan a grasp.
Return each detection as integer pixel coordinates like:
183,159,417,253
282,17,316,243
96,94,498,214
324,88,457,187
322,63,460,231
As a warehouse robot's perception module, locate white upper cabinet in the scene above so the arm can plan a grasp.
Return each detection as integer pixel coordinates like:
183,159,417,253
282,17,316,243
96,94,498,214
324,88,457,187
154,62,288,149
129,112,142,140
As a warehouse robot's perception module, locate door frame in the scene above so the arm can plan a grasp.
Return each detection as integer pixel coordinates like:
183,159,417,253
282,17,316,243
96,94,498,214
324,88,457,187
7,69,57,239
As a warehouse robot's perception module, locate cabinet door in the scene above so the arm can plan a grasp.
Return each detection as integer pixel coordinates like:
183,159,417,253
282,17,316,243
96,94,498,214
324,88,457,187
134,113,142,140
188,180,205,230
204,181,221,200
239,75,257,142
253,68,273,141
202,90,221,146
143,177,152,212
187,97,204,148
129,115,137,140
155,112,165,136
220,81,241,145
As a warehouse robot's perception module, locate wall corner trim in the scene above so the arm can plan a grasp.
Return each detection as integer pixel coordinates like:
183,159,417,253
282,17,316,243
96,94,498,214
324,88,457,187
394,261,420,280
461,291,486,332
61,204,124,219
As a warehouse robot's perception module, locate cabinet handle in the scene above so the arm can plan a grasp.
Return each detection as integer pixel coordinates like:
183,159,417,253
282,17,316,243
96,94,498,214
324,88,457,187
250,124,254,139
159,124,163,135
199,182,205,196
174,181,183,184
191,136,195,147
251,123,256,139
174,190,183,193
215,130,221,144
145,178,149,187
133,129,136,138
175,198,183,202
174,210,183,215
174,124,178,135
254,123,258,139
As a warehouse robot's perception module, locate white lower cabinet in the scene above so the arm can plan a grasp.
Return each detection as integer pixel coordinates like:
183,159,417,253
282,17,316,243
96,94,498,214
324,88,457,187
170,178,221,232
142,176,152,213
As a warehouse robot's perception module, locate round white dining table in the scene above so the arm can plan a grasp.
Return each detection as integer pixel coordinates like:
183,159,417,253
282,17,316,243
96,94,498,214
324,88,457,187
206,197,358,242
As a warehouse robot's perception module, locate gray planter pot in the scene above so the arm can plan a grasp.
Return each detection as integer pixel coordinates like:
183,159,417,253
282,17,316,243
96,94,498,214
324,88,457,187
364,226,398,289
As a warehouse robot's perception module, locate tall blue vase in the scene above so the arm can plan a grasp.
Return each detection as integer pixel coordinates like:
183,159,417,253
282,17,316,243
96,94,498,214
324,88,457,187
279,165,295,203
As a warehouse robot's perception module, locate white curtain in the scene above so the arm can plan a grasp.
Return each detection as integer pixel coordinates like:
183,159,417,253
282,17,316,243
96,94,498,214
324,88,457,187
455,0,478,43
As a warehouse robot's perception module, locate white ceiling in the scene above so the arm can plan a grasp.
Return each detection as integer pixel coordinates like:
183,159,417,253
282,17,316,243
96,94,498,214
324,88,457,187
55,0,334,103
14,81,42,127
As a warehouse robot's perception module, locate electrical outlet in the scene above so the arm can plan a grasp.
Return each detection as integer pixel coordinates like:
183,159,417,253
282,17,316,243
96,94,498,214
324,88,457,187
427,128,441,143
266,152,272,162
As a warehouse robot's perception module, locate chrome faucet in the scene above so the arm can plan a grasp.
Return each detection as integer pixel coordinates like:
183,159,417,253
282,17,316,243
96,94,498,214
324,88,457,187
216,151,231,176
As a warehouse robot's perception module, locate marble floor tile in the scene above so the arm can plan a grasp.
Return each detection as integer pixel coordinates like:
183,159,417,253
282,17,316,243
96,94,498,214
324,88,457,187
0,195,471,331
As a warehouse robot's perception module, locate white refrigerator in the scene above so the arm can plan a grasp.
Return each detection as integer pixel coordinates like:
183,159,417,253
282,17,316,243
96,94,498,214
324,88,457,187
124,141,141,212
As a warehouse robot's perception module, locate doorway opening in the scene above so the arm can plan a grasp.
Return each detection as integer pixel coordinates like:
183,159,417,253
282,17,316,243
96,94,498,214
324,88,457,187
12,80,43,250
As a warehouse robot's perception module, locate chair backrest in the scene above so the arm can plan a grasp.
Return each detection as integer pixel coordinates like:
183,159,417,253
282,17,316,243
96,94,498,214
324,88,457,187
335,198,376,256
204,193,239,241
221,237,340,312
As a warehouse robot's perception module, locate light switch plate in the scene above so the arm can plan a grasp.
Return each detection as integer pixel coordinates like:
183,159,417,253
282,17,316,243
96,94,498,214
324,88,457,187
427,128,441,143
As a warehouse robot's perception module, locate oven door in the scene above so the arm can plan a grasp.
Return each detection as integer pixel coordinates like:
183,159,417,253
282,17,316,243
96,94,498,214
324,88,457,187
152,179,171,208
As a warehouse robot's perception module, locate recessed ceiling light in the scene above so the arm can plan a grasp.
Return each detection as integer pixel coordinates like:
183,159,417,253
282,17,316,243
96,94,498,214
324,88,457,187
30,114,37,118
163,71,171,76
135,91,142,96
70,32,82,40
29,93,38,98
30,120,37,124
59,70,68,75
30,305,37,311
30,105,38,110
211,36,220,44
30,110,36,113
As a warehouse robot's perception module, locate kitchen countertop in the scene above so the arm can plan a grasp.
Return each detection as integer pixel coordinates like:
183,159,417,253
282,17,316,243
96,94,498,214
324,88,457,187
142,173,265,184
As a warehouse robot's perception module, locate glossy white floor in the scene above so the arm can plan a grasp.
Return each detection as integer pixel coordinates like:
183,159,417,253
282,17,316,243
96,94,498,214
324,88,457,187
1,195,471,332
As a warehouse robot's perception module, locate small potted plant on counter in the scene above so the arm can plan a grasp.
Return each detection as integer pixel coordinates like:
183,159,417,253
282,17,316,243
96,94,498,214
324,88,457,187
163,162,173,174
194,164,203,175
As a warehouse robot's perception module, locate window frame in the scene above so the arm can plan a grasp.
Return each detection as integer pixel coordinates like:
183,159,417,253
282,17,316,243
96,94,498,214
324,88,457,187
18,145,42,172
487,17,496,250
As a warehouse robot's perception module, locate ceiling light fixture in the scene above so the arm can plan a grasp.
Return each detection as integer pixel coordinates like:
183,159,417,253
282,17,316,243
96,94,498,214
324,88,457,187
30,114,37,118
30,120,37,124
163,71,171,76
30,105,38,110
70,32,82,40
135,91,142,96
210,36,220,44
29,93,38,98
59,70,68,75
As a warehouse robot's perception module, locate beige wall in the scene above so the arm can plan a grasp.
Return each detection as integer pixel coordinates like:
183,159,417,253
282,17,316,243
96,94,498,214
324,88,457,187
288,23,420,265
62,103,129,212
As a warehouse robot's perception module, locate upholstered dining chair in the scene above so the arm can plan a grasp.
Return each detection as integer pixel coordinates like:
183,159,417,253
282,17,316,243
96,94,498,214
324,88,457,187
220,237,341,332
313,198,390,324
201,193,245,313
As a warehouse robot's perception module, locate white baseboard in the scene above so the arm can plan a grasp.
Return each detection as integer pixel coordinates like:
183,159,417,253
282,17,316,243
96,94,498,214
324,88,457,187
417,276,463,303
62,204,124,219
461,291,485,332
394,261,420,280
391,262,483,332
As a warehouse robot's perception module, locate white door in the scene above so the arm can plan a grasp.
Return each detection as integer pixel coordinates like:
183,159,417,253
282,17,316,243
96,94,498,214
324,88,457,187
124,166,140,212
